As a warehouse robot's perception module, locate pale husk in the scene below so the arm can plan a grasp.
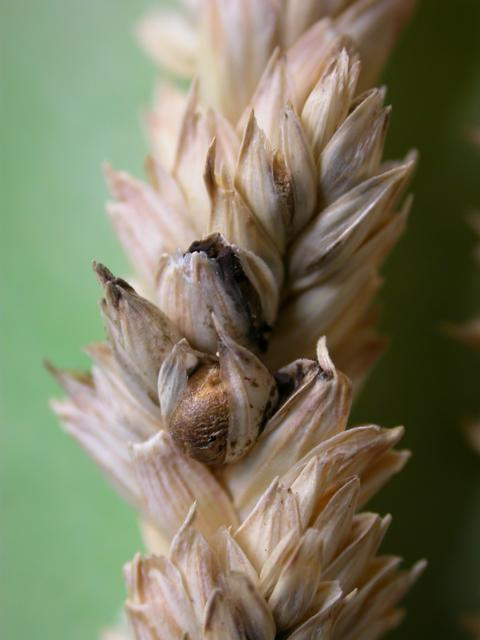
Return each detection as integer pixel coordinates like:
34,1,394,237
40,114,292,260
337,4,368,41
49,1,425,638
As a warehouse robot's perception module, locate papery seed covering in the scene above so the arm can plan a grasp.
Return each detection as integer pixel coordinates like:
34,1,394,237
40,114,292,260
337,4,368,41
49,1,425,638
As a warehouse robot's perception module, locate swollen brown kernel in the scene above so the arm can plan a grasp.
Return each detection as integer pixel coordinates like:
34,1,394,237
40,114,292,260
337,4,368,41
168,364,230,466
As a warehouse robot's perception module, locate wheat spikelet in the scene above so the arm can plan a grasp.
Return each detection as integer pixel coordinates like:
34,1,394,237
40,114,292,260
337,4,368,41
49,1,426,637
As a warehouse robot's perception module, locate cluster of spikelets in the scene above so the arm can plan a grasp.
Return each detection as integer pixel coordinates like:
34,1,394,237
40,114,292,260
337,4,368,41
108,0,418,391
49,0,428,638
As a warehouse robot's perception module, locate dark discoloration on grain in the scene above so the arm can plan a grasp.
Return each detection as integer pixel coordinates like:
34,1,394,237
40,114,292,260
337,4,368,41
169,363,230,466
187,234,271,352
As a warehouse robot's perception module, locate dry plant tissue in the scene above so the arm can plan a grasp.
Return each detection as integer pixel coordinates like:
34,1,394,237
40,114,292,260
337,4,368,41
48,1,436,638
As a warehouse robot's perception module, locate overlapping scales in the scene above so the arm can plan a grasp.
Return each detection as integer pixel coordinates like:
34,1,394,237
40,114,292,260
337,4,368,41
138,0,416,122
49,1,424,637
51,295,424,638
107,32,416,390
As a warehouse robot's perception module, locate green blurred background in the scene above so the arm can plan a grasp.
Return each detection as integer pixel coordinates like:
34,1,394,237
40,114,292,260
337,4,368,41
2,0,480,638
